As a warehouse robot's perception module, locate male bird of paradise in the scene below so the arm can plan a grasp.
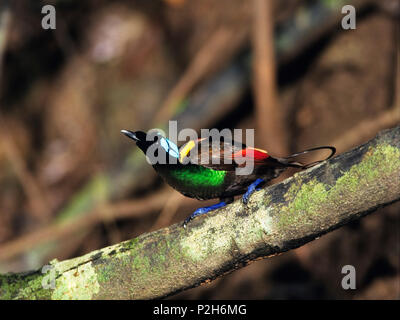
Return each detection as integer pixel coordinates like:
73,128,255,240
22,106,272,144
121,130,335,227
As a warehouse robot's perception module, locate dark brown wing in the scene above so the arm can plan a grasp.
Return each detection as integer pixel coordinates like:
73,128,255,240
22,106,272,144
178,137,284,171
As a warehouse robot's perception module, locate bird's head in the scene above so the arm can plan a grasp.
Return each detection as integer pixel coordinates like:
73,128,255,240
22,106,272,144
121,129,179,163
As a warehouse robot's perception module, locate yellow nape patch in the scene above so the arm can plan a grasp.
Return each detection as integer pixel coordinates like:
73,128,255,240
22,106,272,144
179,140,196,163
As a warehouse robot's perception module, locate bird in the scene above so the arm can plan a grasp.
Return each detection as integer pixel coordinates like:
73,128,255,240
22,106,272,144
121,129,336,228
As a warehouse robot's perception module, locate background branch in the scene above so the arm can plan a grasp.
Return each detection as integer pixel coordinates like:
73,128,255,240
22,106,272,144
252,0,288,155
1,125,400,300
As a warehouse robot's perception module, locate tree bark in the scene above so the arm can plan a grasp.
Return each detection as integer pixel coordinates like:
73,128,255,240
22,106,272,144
1,126,400,300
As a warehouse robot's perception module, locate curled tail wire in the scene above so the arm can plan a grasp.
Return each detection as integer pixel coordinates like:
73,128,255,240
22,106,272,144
280,146,336,169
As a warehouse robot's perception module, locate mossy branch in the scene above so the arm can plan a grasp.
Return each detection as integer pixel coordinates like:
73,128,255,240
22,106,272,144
1,126,400,300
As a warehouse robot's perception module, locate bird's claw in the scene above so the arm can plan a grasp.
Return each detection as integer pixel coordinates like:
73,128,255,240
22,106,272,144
182,216,192,228
242,178,265,205
182,201,227,228
242,193,250,205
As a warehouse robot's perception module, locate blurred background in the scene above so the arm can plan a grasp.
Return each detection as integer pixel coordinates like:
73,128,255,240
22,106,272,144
0,0,399,299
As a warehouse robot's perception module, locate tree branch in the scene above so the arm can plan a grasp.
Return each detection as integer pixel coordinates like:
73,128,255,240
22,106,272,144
1,126,400,300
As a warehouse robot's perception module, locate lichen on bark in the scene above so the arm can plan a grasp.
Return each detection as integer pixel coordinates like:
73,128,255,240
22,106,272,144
1,126,399,300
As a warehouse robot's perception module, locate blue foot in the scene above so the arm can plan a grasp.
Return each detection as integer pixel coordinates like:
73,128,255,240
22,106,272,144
183,201,227,228
242,178,265,204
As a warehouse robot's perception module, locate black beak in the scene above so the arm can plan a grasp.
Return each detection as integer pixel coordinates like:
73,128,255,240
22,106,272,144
121,130,139,141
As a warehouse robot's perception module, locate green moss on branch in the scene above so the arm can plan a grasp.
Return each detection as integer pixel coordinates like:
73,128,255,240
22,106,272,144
1,126,400,300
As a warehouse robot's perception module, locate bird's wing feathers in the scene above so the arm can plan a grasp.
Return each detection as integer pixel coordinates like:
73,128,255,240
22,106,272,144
179,137,280,171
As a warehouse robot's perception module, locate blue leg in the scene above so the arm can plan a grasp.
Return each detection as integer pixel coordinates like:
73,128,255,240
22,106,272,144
183,201,227,228
242,178,265,204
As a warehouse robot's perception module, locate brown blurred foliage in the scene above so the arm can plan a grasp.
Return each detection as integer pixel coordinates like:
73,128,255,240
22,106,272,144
0,0,398,299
